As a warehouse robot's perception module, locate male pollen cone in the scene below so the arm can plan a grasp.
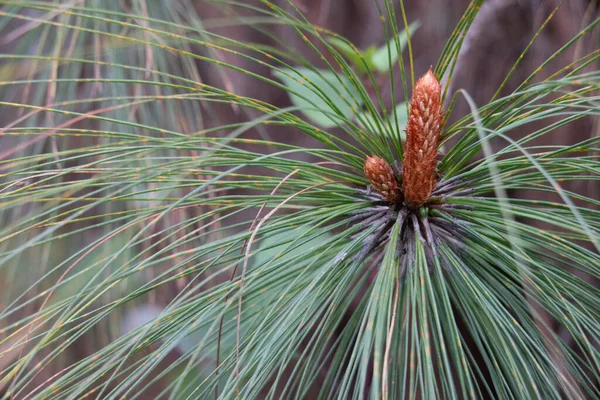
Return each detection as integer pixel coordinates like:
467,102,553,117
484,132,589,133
363,155,400,203
402,67,443,208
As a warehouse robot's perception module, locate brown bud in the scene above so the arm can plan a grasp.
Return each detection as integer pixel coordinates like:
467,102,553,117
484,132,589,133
364,155,400,202
402,68,443,208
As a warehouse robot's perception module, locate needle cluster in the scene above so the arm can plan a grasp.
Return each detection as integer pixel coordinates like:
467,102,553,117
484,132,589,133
354,69,471,272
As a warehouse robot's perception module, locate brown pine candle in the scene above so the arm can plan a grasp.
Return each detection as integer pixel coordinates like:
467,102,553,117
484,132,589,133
363,155,400,203
402,68,443,208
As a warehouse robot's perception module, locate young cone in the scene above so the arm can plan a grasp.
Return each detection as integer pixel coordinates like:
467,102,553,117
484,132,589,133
363,155,400,203
402,68,443,208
